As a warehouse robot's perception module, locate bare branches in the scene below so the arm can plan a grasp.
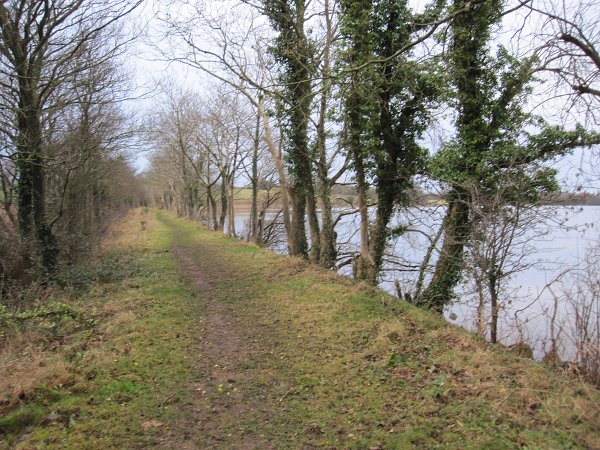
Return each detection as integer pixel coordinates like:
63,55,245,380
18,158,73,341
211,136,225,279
527,0,600,123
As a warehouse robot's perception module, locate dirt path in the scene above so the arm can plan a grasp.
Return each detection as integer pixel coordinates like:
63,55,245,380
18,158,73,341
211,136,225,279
157,214,600,449
6,210,599,450
164,247,272,449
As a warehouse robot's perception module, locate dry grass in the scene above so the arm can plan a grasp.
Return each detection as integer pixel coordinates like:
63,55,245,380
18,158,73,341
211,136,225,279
0,344,76,414
374,319,406,345
0,210,151,435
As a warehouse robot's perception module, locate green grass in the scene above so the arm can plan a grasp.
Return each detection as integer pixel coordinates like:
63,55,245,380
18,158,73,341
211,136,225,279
155,211,600,449
3,209,599,449
1,210,203,449
233,187,258,200
233,187,278,201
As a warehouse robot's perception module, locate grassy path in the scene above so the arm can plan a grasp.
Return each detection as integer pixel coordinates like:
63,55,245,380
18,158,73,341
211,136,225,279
3,209,600,449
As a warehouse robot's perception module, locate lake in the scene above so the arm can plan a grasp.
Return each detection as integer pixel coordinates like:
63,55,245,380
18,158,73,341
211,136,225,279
226,205,600,359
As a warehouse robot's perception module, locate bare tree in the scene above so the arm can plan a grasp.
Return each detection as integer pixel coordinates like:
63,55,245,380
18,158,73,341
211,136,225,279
463,177,555,344
530,0,600,123
145,85,206,220
157,0,352,264
156,3,298,251
0,0,142,274
202,89,252,236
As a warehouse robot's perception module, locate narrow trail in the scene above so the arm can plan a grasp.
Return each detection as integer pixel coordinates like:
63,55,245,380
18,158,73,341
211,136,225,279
164,246,273,449
152,212,600,449
5,210,598,450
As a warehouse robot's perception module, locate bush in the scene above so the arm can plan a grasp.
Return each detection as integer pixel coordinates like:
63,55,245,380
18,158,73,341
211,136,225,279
55,249,142,292
0,231,37,300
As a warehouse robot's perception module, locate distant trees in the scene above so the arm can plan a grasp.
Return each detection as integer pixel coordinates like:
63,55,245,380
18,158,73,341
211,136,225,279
145,87,205,220
144,86,265,239
205,91,252,236
156,0,349,264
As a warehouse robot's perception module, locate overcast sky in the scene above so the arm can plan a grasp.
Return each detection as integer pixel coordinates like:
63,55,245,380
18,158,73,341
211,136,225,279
124,0,600,193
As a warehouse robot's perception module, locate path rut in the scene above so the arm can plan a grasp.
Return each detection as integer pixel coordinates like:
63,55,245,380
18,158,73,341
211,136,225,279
162,246,272,449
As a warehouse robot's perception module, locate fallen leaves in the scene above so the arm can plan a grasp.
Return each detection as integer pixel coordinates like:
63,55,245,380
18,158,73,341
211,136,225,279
142,420,164,431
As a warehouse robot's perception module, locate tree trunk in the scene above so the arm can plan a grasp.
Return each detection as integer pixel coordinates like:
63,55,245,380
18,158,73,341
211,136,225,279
17,107,58,274
250,112,260,242
475,278,487,336
418,190,470,312
315,0,336,268
207,187,218,231
227,176,236,237
257,101,293,253
263,0,315,260
347,72,375,281
489,272,499,343
306,188,320,263
16,152,34,236
219,174,227,232
348,87,375,280
318,179,336,268
369,187,395,284
353,166,375,281
289,190,308,258
340,0,377,281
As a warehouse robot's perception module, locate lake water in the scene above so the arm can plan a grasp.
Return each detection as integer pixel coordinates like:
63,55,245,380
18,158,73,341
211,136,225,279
226,205,600,359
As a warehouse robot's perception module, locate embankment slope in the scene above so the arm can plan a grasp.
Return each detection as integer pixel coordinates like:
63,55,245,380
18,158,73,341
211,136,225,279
2,209,598,449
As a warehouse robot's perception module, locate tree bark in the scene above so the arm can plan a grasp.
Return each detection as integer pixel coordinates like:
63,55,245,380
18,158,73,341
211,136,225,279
418,190,470,312
257,101,293,253
315,0,337,269
489,271,499,343
17,103,58,274
250,111,260,242
219,172,227,232
227,175,236,237
263,0,316,260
